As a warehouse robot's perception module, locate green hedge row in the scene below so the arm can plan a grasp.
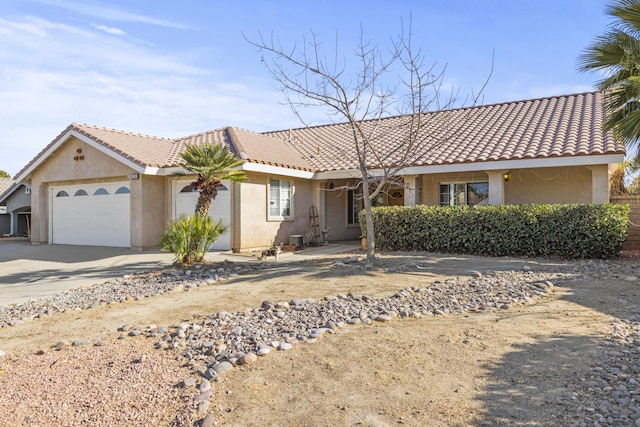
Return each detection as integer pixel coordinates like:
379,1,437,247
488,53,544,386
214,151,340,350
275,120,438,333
360,204,630,259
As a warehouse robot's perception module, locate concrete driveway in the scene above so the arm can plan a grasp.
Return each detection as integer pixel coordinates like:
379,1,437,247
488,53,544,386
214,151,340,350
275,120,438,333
0,242,359,307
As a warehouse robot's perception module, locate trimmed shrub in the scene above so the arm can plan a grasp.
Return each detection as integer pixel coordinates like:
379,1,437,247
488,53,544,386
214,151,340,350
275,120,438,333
360,204,630,259
161,215,227,265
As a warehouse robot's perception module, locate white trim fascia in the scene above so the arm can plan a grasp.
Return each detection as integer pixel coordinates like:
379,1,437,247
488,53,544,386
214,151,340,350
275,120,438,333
315,154,624,180
15,129,146,182
242,162,315,179
399,154,624,175
315,169,363,180
152,166,184,176
141,166,161,175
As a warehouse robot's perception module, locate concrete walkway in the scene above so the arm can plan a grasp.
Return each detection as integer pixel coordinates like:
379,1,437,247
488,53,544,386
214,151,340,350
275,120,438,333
0,242,360,307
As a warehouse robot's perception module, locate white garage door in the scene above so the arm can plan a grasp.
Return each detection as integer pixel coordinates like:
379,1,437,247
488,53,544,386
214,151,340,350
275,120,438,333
51,182,131,247
174,180,231,250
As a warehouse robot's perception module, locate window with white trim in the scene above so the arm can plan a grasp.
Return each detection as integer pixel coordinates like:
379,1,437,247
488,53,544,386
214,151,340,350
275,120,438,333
439,182,488,206
347,187,384,225
268,179,292,219
347,189,362,225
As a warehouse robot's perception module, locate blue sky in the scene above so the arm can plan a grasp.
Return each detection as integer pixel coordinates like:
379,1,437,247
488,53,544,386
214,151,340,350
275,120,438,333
0,0,612,176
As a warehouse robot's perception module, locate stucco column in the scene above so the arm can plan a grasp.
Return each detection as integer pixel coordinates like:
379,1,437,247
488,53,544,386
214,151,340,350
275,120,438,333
231,181,242,252
486,170,508,205
312,180,326,236
403,175,419,206
36,182,47,244
10,212,17,235
587,165,609,204
129,177,143,250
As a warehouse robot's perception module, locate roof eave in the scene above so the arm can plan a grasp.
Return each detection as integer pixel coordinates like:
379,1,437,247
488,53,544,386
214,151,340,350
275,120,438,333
14,128,146,183
241,162,316,179
314,153,625,180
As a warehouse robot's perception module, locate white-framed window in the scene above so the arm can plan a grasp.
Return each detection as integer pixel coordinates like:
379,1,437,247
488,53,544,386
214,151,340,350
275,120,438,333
346,187,386,225
268,179,292,219
347,188,362,225
439,182,489,206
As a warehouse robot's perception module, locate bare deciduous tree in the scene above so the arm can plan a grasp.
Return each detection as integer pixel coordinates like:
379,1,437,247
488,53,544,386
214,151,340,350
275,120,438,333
246,20,491,264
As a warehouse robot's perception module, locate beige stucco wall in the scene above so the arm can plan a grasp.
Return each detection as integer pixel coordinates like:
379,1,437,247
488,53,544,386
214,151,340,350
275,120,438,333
234,172,316,251
130,175,169,250
28,137,137,245
421,166,599,206
504,166,594,204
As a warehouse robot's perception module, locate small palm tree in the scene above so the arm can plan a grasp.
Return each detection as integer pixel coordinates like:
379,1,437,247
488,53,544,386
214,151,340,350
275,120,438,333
179,143,248,217
579,0,640,156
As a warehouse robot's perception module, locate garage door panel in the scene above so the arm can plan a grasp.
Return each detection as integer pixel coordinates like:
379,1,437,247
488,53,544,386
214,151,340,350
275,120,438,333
175,181,230,250
51,182,130,247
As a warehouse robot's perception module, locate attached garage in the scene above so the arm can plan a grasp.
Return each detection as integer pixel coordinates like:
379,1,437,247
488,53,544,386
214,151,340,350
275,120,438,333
50,182,131,247
174,180,231,250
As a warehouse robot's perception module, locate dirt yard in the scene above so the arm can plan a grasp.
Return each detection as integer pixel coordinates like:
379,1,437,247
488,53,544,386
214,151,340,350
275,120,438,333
0,251,638,426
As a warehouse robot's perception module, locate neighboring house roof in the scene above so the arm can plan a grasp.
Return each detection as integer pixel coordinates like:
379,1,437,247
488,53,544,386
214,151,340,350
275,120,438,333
265,91,625,172
0,178,13,204
13,91,626,182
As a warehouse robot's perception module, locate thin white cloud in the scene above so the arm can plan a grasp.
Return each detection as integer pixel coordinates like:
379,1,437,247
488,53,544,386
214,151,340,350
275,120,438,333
92,24,125,36
0,14,302,176
29,0,188,29
0,16,91,38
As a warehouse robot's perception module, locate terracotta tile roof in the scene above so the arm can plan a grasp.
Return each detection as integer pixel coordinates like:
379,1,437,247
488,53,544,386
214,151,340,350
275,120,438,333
0,178,13,202
14,91,625,180
14,123,177,178
265,91,625,172
70,123,177,168
171,127,314,171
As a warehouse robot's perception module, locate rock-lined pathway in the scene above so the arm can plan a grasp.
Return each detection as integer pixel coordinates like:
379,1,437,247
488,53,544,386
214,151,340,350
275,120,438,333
141,266,565,425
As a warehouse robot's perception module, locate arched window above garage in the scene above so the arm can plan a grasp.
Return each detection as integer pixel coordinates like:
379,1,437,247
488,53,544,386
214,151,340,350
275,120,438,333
56,190,69,197
94,188,109,195
115,186,130,194
74,189,88,196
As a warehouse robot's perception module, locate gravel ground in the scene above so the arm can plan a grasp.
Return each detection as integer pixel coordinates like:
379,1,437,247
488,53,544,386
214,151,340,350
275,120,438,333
0,339,197,426
0,255,638,426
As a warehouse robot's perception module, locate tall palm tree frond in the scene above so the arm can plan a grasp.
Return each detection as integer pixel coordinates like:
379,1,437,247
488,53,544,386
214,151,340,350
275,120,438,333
578,0,640,155
179,142,248,218
180,143,248,183
610,0,640,36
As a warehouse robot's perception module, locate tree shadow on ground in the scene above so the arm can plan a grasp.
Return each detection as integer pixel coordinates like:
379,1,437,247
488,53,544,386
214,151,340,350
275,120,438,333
476,261,640,426
0,261,166,286
476,334,604,426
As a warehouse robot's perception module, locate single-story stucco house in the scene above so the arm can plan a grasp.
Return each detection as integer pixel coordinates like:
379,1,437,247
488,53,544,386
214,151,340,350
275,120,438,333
11,91,625,251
